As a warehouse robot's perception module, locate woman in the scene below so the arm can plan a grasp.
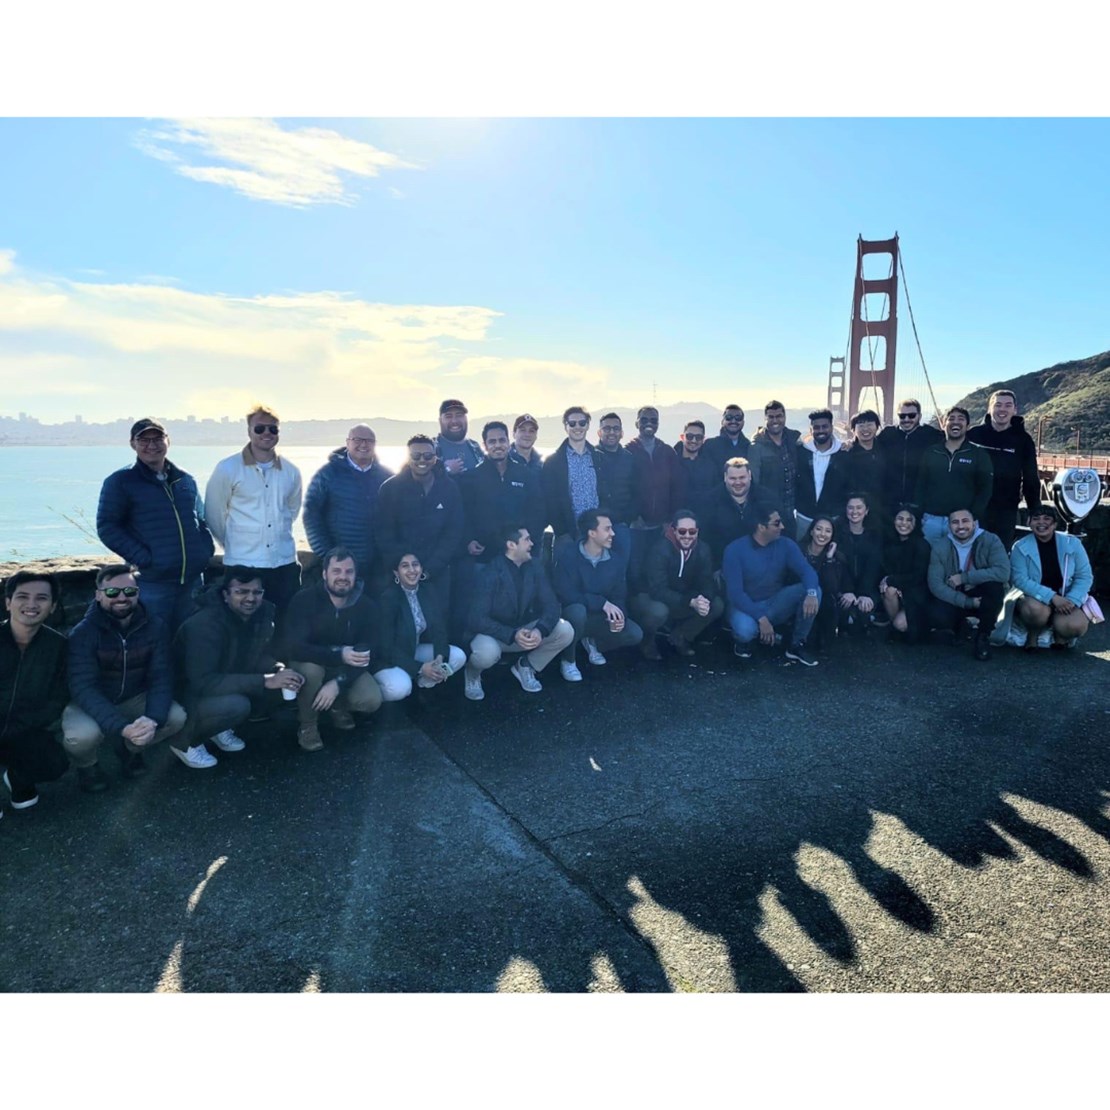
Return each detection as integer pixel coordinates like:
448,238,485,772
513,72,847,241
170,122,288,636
833,493,882,635
800,515,846,653
878,503,931,642
631,509,723,658
374,553,466,702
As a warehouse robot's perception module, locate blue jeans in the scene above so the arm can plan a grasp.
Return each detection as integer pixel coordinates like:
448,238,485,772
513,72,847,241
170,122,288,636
728,583,820,646
139,576,202,636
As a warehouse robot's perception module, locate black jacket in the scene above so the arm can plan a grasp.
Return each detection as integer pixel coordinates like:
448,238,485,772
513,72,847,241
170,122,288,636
881,532,932,598
702,431,752,472
795,443,851,519
377,580,451,676
877,422,944,509
67,601,173,735
843,442,887,510
459,457,546,561
643,533,718,620
593,445,640,525
469,555,561,643
1,621,67,739
672,446,720,516
541,440,610,537
376,466,465,581
700,484,768,570
747,428,801,517
282,578,378,685
302,448,394,577
833,525,883,605
965,414,1041,512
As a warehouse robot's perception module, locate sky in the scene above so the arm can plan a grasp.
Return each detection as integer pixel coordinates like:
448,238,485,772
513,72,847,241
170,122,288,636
2,19,1109,430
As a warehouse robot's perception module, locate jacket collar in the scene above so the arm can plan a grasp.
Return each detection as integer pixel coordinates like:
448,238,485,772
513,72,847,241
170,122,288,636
241,444,283,468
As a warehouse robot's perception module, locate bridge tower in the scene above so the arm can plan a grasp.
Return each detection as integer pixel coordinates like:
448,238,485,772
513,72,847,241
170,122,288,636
845,234,899,427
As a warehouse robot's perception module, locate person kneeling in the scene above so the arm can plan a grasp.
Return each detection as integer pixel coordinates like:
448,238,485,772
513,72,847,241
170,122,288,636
631,509,723,659
375,552,465,701
284,548,383,751
466,525,575,700
995,505,1093,650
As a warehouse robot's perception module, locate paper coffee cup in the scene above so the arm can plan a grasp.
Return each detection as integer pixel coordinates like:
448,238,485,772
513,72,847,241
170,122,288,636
282,686,297,700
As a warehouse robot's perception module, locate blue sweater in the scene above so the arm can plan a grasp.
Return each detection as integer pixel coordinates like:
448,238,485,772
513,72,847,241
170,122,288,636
722,535,818,619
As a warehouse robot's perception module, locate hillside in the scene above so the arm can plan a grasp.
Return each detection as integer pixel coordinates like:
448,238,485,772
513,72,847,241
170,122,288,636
955,349,1110,453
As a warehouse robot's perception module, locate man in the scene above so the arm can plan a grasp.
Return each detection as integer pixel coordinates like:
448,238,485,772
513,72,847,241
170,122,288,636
509,414,543,473
541,407,609,547
722,503,820,666
553,509,644,676
97,418,214,635
795,409,850,539
435,399,484,475
965,389,1042,550
843,409,886,515
927,508,1009,661
283,547,383,752
464,525,576,699
701,457,766,571
631,509,724,659
593,412,641,535
877,397,943,512
376,434,465,595
915,406,994,545
204,405,304,612
1,572,69,813
62,565,186,792
747,400,801,524
302,424,394,583
172,567,305,768
626,406,686,587
702,404,752,472
672,420,719,515
996,505,1093,650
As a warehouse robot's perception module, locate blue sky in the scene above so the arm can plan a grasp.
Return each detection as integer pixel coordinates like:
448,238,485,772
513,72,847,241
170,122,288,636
2,116,1108,425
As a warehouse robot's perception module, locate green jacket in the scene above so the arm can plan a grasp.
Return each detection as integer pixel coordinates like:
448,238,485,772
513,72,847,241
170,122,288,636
914,441,994,521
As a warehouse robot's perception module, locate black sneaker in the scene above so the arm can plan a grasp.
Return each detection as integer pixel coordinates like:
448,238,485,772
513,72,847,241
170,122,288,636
732,642,752,659
785,644,819,667
3,769,39,809
120,750,148,779
77,764,110,794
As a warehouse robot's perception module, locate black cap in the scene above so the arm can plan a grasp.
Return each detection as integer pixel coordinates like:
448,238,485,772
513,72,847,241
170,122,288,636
513,413,538,431
130,418,167,439
439,399,467,415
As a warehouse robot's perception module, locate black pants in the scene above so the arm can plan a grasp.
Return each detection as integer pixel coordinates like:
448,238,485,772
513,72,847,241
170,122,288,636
0,726,69,794
981,506,1018,552
243,562,303,614
928,580,1007,637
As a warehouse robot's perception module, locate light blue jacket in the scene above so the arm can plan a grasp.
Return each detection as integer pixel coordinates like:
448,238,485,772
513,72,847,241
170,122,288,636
1009,532,1093,606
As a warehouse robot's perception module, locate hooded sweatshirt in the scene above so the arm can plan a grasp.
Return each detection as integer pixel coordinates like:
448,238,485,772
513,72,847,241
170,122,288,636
965,414,1041,512
795,433,850,518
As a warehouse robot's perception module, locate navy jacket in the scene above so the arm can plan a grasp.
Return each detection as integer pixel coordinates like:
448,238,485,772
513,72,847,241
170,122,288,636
469,555,561,643
67,601,173,735
376,467,465,581
459,457,546,561
552,529,632,612
302,448,394,578
97,459,214,585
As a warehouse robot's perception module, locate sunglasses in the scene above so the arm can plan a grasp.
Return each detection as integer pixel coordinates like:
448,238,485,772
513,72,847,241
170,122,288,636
897,413,918,420
675,527,699,536
101,586,139,598
565,419,589,428
253,424,279,435
724,415,743,422
684,433,704,441
409,451,436,462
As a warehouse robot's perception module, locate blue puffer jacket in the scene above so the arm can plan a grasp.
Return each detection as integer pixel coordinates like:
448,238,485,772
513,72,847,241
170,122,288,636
97,460,214,585
302,448,394,577
67,600,173,735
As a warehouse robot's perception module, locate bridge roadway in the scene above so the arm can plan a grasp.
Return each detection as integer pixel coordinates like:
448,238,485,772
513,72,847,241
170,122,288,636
2,622,1108,993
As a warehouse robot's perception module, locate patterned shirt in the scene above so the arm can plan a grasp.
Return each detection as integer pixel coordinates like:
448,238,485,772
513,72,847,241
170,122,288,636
566,445,599,521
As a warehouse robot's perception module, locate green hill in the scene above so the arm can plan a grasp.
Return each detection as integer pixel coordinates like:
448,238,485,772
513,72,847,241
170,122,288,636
955,350,1110,453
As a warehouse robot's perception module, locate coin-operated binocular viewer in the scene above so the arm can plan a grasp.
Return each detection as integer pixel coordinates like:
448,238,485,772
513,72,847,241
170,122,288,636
1050,467,1103,534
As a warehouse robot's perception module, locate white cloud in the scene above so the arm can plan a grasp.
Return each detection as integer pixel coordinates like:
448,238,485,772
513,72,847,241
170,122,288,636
0,248,15,276
134,118,418,207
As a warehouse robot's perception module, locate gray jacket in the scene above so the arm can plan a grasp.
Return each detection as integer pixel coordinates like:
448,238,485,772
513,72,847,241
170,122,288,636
927,530,1009,609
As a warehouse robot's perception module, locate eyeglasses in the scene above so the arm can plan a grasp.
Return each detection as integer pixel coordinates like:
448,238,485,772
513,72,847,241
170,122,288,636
566,419,589,428
897,413,918,421
253,424,279,435
409,451,436,462
100,586,139,598
599,425,621,434
675,527,699,536
135,434,166,444
348,437,375,446
684,433,704,441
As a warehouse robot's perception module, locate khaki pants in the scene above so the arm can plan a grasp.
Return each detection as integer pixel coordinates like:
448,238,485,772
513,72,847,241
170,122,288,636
291,661,382,724
62,694,187,768
468,619,575,674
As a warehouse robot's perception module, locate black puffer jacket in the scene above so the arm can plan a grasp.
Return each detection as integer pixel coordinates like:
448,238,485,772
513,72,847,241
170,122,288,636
642,531,718,620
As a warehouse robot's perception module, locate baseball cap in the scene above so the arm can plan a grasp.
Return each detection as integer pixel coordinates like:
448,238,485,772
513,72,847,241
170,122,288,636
130,418,167,439
513,413,539,431
439,399,467,415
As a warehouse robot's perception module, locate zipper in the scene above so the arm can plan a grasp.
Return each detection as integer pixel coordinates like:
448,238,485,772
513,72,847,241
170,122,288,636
163,473,188,586
1,649,22,741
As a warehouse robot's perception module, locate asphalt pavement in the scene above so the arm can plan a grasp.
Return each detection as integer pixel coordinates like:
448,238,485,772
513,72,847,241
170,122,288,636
2,622,1109,993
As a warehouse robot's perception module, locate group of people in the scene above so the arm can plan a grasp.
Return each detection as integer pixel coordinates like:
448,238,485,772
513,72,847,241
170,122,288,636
1,391,1098,818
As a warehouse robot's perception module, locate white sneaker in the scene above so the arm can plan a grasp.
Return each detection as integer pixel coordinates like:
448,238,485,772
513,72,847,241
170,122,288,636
464,668,485,701
210,729,246,752
560,659,583,682
170,744,218,769
582,637,607,665
510,660,543,693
